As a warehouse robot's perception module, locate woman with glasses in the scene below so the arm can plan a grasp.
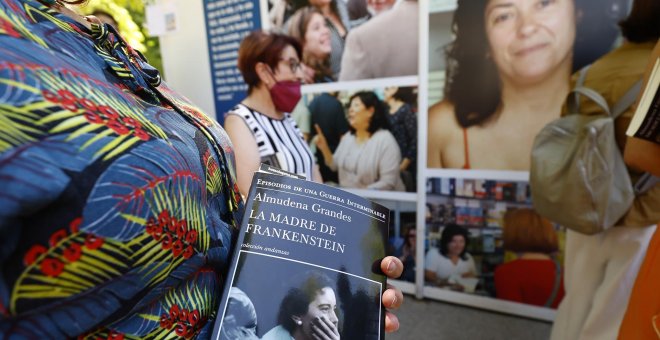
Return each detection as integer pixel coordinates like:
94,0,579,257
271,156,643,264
225,31,323,197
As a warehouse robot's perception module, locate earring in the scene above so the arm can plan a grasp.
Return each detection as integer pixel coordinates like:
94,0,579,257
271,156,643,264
295,320,302,326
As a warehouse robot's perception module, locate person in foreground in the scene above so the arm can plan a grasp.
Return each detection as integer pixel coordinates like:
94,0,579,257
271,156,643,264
0,0,404,338
548,0,660,338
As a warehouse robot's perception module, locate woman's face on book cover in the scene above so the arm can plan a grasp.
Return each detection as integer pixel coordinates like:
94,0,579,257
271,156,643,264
299,287,338,338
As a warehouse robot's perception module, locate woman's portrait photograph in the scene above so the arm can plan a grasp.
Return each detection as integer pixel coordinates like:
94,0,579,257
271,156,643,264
427,0,629,170
219,252,384,339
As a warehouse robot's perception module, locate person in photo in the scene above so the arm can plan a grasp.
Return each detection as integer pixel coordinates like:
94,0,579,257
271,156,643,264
262,272,340,340
424,224,477,291
428,0,578,170
308,92,350,184
287,7,334,83
494,209,564,308
383,86,417,191
315,91,405,191
338,0,418,81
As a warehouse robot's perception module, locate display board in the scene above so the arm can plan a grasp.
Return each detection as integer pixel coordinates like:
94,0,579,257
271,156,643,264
158,0,632,321
203,0,262,116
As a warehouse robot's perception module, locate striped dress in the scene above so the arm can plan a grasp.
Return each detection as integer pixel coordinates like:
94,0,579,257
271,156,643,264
227,104,315,180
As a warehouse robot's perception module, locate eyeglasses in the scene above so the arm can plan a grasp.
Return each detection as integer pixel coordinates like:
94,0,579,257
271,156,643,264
280,58,302,74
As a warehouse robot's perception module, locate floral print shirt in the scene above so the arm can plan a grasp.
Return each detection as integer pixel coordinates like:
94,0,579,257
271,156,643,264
0,0,242,338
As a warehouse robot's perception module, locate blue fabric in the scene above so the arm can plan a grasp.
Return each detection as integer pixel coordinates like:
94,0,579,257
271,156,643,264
0,0,243,338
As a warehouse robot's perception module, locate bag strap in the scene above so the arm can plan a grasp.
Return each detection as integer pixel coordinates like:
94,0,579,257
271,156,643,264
611,79,643,119
567,65,643,120
544,259,562,308
567,87,611,116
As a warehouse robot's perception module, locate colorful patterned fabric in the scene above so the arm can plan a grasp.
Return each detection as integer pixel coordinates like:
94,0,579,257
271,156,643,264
0,0,243,338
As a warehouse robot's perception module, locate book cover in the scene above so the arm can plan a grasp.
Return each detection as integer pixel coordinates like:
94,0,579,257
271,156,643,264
627,57,660,144
211,170,390,340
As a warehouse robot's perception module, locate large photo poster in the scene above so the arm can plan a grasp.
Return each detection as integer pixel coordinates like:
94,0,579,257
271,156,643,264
422,0,631,313
192,0,636,317
426,0,628,171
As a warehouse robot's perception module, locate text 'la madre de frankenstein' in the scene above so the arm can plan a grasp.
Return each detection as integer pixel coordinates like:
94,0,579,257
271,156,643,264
243,179,386,254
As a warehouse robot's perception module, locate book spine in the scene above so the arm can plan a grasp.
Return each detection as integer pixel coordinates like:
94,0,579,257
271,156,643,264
631,79,660,144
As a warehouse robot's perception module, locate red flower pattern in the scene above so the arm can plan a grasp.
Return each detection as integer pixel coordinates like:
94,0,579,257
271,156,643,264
145,210,197,259
41,89,151,141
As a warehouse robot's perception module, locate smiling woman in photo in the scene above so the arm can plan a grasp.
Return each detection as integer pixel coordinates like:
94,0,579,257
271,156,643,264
287,7,334,83
428,0,577,170
262,272,340,340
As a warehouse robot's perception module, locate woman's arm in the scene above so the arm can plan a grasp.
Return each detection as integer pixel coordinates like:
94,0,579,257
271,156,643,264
624,138,660,176
401,105,417,170
314,124,337,170
624,40,660,176
224,114,261,198
463,254,478,278
427,101,455,168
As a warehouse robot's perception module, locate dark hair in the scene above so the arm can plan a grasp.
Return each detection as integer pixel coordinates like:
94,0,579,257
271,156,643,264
439,224,470,260
289,0,343,25
619,0,660,43
445,0,624,128
347,91,390,135
237,30,303,94
277,272,335,333
444,0,505,128
502,208,558,254
403,224,416,248
391,87,416,106
287,7,333,82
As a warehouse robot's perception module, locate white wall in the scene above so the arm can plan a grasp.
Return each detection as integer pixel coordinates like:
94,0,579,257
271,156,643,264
158,0,216,119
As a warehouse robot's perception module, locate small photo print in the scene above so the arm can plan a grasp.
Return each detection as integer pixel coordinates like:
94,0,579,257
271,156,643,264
294,86,418,192
424,177,566,309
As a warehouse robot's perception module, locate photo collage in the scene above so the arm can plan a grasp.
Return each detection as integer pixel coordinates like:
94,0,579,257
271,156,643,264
209,0,633,318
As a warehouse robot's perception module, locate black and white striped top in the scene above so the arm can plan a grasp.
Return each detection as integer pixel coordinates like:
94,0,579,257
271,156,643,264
227,104,315,180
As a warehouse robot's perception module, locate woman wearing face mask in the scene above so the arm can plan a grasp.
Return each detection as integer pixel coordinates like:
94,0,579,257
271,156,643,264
315,91,405,191
287,7,333,83
428,0,577,170
262,272,340,340
225,31,322,197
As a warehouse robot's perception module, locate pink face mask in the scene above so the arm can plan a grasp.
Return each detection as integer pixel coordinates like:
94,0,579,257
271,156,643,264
269,80,302,113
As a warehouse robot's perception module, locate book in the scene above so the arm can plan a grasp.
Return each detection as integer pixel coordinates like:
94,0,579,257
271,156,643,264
211,164,390,340
626,57,660,144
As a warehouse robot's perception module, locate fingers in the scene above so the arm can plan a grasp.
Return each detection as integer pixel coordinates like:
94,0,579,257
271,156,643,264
312,316,340,340
384,310,400,333
314,124,324,136
383,284,403,310
381,256,403,279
